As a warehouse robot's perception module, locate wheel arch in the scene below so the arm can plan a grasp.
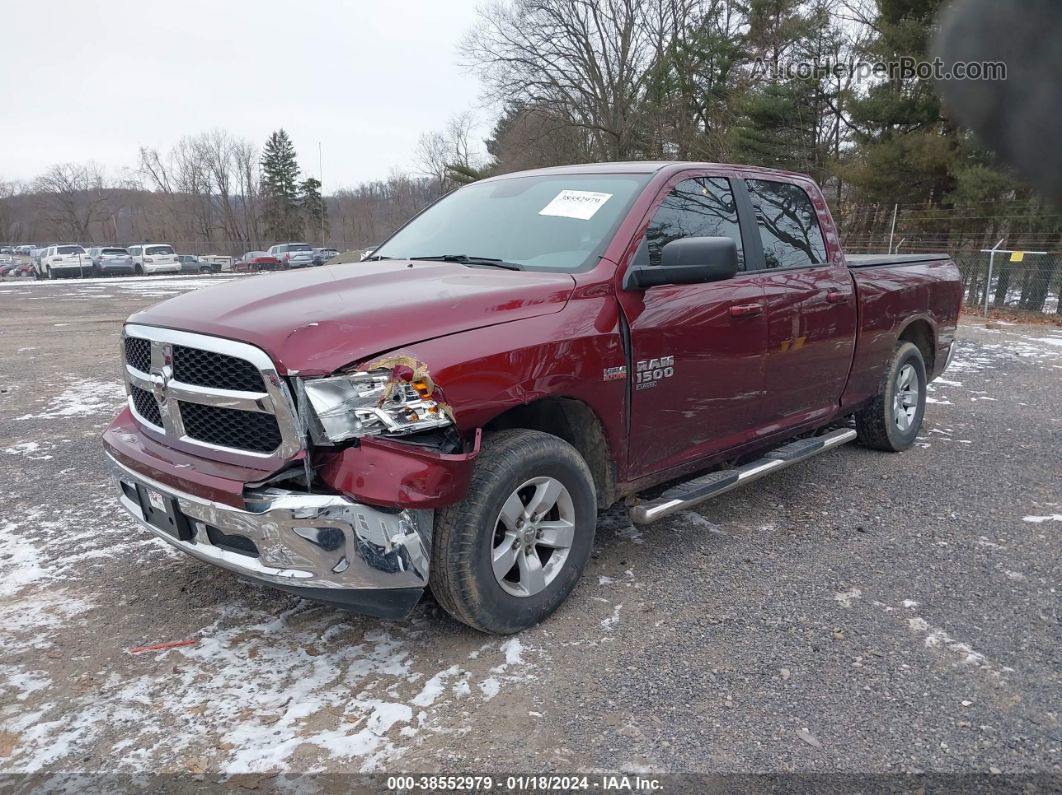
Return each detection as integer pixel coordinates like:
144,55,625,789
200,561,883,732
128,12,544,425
897,317,936,373
481,396,617,510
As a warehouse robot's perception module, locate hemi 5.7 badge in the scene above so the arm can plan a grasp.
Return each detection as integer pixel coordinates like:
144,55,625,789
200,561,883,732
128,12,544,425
603,365,627,381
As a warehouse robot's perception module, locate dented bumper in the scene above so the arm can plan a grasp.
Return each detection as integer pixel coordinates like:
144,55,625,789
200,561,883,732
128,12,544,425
108,453,431,618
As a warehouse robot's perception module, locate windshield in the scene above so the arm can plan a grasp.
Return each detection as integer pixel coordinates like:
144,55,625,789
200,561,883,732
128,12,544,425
146,245,174,255
57,246,85,255
372,173,650,271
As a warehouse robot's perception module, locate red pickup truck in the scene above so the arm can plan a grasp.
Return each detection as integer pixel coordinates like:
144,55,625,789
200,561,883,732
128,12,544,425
103,162,962,633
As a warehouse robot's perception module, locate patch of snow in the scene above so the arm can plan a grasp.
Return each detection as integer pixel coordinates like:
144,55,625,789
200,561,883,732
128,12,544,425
2,442,53,460
600,604,623,630
833,587,862,608
16,379,125,420
1023,514,1062,523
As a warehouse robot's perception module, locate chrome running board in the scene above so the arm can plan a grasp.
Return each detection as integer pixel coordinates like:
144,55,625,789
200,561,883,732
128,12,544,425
629,428,858,524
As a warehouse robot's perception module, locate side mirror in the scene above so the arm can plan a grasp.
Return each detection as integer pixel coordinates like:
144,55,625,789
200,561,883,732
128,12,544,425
624,236,739,290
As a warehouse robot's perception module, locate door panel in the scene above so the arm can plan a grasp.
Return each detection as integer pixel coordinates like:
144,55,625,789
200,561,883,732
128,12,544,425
618,173,770,479
624,278,768,478
741,177,857,427
760,265,856,424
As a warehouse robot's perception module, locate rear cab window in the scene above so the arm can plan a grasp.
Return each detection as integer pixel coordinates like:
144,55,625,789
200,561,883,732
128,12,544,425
745,179,827,269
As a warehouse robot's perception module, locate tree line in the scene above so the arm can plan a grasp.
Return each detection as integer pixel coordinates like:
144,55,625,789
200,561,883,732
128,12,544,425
1,0,1059,260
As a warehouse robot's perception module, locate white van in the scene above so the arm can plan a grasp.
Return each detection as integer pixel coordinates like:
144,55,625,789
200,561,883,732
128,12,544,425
128,243,180,275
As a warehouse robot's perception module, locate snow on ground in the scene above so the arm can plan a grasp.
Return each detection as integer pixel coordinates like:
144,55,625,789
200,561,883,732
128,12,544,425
0,483,545,773
15,379,126,421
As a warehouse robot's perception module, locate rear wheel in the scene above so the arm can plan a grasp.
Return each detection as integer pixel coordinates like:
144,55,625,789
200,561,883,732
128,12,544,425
855,341,927,452
134,264,144,276
430,429,596,634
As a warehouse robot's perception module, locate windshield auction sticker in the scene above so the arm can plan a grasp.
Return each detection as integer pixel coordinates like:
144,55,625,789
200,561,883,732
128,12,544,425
539,190,613,220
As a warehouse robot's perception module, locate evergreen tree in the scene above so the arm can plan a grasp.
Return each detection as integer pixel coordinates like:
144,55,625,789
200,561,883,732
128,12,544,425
260,129,302,240
838,0,956,206
299,177,329,242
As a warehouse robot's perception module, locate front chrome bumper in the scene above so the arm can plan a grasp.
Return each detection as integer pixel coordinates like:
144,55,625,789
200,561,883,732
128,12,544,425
109,455,432,610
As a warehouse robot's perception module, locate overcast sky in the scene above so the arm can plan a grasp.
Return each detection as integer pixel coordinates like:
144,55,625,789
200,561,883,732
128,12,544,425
1,0,487,191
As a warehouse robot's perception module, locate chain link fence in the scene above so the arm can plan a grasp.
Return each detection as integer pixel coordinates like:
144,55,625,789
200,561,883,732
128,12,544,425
954,250,1061,316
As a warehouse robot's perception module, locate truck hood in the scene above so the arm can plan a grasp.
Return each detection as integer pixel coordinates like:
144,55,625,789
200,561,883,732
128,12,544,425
129,260,577,375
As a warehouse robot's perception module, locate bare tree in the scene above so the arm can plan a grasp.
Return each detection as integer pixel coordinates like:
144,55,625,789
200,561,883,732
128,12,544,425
465,0,674,161
415,111,483,189
33,163,111,242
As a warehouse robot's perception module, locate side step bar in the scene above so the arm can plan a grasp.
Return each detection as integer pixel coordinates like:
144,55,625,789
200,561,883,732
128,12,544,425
629,428,857,524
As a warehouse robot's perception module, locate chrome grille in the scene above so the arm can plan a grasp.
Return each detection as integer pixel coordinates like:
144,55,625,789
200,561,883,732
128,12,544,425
120,324,302,463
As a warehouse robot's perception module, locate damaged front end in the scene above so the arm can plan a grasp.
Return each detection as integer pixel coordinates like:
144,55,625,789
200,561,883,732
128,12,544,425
294,354,479,508
105,348,480,620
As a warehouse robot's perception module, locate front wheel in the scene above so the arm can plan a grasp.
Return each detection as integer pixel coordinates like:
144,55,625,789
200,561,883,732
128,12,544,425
855,341,927,452
430,429,597,634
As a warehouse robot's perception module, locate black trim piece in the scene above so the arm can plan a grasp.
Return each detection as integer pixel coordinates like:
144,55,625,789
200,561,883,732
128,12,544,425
846,254,951,268
732,178,767,272
240,579,425,619
765,437,825,463
618,307,634,437
661,469,740,502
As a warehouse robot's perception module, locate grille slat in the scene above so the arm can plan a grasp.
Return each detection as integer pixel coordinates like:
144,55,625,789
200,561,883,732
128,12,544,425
173,346,265,392
130,385,163,427
125,337,152,373
178,401,282,453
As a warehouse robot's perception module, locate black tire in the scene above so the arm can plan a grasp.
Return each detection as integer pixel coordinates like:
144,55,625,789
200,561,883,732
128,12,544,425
430,429,597,634
855,341,927,452
134,264,144,276
46,267,54,280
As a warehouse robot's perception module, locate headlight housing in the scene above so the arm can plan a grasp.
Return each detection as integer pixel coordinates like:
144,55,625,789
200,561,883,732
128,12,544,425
300,368,452,443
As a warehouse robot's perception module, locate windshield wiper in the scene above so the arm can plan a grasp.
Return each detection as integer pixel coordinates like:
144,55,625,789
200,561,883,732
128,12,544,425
409,254,521,271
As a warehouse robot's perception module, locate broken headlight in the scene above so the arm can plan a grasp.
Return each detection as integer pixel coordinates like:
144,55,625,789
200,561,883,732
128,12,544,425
300,369,452,443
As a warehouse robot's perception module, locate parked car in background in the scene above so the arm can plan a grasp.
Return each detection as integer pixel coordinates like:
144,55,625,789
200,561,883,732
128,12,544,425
177,254,215,274
360,246,378,261
198,254,232,272
0,258,18,276
87,246,134,276
312,248,339,266
127,244,180,275
0,246,13,255
267,243,314,268
36,244,90,279
236,251,280,272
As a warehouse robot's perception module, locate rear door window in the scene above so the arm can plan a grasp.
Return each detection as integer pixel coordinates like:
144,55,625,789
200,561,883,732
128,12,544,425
645,177,744,269
745,179,827,269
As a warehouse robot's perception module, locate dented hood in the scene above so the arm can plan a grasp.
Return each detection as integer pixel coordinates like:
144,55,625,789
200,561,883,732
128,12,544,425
128,260,577,374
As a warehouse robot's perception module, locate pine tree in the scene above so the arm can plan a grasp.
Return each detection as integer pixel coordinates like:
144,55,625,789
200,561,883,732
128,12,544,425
299,177,329,242
260,130,302,240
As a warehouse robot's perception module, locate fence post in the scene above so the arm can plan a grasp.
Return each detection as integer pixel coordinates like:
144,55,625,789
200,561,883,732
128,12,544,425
983,238,1006,316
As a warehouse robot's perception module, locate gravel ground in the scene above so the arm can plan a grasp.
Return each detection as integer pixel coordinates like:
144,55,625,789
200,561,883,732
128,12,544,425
0,274,1058,780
